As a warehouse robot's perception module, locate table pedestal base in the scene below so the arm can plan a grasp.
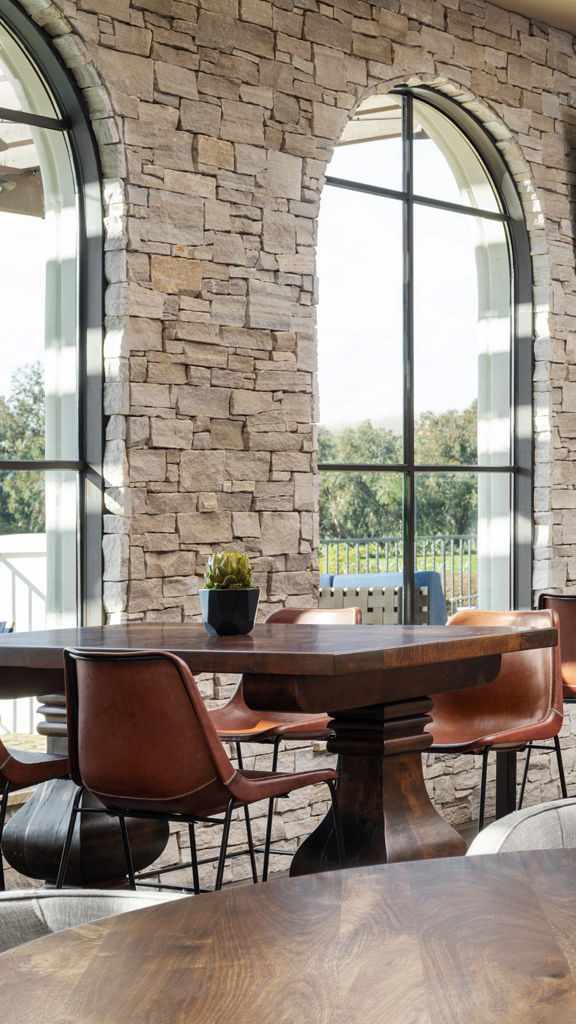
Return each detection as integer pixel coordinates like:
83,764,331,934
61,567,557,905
2,780,170,887
290,697,466,876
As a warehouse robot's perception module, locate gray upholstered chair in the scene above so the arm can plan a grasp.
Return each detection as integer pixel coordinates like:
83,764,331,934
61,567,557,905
467,797,576,856
0,888,185,954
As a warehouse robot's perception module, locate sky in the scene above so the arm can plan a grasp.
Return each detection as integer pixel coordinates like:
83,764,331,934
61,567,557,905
317,136,493,431
0,209,45,399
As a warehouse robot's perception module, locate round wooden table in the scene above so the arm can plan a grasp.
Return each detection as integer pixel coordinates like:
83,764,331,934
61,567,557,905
2,849,576,1022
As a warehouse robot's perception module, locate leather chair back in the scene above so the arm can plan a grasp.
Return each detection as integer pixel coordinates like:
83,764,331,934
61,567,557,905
64,649,238,817
265,607,362,625
538,593,576,700
428,608,562,748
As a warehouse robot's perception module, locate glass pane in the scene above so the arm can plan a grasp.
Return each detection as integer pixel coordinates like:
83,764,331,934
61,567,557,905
413,100,500,213
317,187,403,463
328,92,402,192
0,22,58,117
0,469,78,628
413,207,511,466
0,124,78,459
415,472,511,612
319,471,403,574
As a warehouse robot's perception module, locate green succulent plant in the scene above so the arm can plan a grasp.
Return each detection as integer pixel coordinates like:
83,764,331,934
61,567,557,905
203,551,255,590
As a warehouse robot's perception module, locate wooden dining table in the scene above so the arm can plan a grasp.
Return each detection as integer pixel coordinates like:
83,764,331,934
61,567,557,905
2,848,576,1022
0,620,556,880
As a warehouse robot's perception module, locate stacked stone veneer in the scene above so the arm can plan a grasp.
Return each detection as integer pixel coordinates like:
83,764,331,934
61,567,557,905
17,0,576,877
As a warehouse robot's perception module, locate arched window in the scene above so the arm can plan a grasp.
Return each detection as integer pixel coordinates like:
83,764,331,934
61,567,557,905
0,0,102,638
317,88,532,619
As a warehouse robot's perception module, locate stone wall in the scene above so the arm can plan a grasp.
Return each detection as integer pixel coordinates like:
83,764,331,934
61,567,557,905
13,0,576,874
22,0,574,617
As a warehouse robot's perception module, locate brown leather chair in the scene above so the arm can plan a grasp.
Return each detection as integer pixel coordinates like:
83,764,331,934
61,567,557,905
426,608,565,830
537,594,576,702
210,605,361,878
56,649,344,892
521,592,576,805
0,739,69,890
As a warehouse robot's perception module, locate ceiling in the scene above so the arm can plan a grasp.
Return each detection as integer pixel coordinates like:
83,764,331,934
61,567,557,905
489,0,576,34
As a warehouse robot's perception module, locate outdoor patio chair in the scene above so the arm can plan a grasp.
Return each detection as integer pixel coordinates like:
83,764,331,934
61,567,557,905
426,608,565,830
210,605,361,879
0,737,69,890
56,649,344,892
467,797,576,855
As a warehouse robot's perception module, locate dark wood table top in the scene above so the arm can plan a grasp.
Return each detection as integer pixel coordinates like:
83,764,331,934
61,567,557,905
2,849,576,1022
0,620,556,683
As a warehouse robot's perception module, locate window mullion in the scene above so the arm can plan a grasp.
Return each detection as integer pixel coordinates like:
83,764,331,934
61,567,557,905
402,94,415,623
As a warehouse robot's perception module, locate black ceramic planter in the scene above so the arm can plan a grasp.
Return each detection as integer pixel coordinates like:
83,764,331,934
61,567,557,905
199,588,260,636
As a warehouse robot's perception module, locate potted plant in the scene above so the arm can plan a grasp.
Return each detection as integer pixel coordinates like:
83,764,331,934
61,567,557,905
199,552,260,636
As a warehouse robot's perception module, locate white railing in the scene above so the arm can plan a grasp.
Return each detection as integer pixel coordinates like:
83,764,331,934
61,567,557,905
0,533,46,735
319,534,478,611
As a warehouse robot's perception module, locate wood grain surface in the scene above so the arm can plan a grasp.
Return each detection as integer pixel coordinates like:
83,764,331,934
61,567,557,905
1,849,576,1023
0,622,557,698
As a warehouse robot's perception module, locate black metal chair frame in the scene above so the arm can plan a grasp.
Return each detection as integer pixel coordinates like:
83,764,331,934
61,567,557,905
235,736,284,883
517,734,568,810
235,737,343,883
56,779,344,894
472,738,567,834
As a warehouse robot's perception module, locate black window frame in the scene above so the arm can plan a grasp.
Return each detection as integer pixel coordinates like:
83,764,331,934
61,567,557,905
0,0,103,625
318,87,533,619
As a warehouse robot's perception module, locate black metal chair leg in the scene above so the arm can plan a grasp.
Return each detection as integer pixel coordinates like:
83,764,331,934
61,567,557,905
517,743,532,810
56,784,85,888
0,780,11,892
234,741,258,882
262,737,282,883
328,779,346,868
215,799,234,891
243,806,259,883
262,796,275,883
118,815,136,889
188,823,201,894
555,734,568,799
478,750,489,831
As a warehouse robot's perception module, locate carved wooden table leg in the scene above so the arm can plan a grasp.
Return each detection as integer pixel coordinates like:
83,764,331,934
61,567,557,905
290,697,466,877
2,691,169,886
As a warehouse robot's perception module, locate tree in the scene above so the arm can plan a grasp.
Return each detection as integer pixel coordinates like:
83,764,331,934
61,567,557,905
0,362,45,533
319,405,478,539
319,420,402,538
414,402,477,536
415,402,477,466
